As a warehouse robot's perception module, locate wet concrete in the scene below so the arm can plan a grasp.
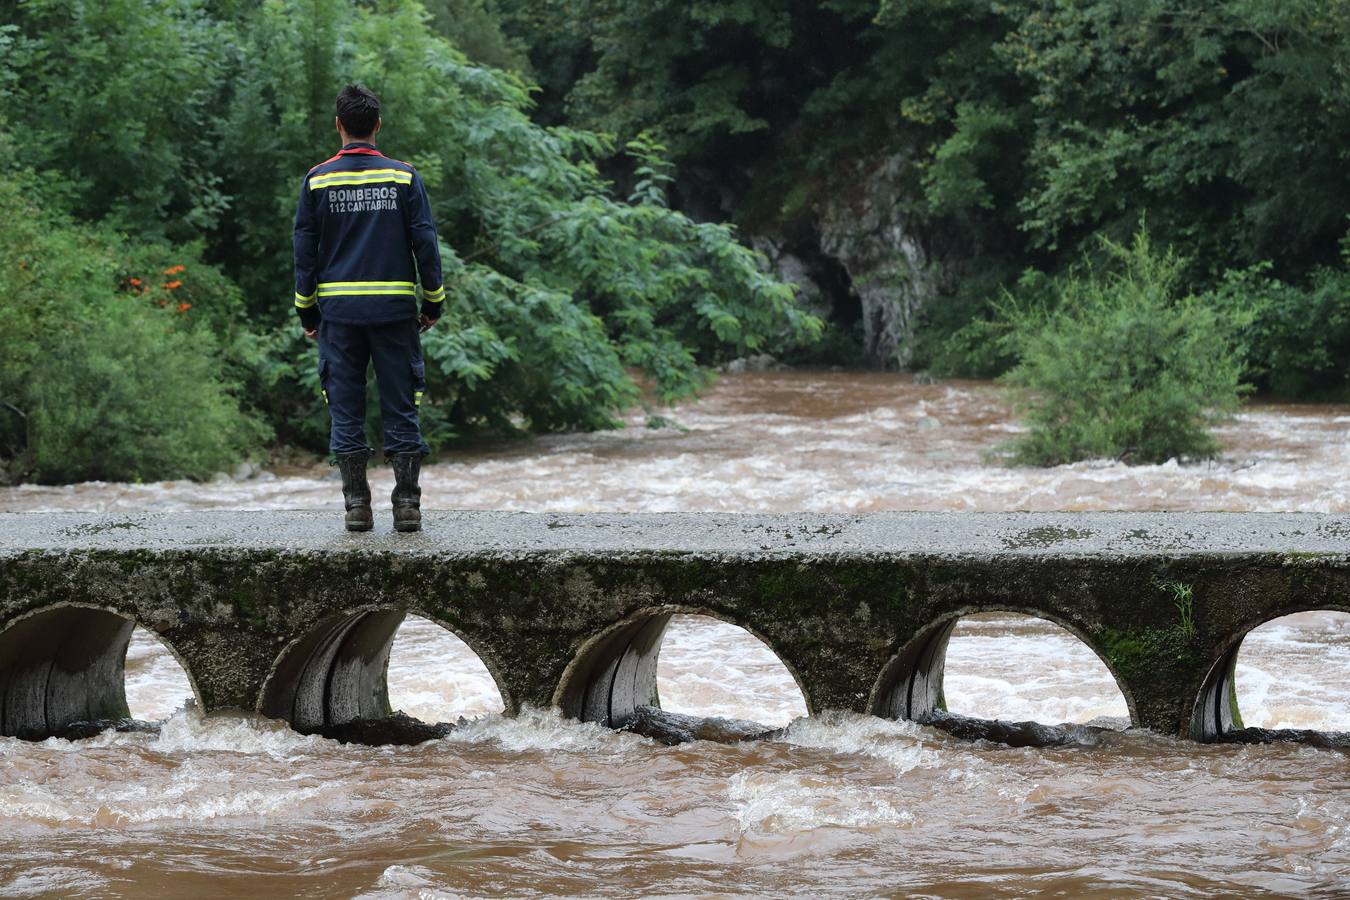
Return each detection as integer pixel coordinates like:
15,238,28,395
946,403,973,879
11,509,1350,555
1,511,1348,742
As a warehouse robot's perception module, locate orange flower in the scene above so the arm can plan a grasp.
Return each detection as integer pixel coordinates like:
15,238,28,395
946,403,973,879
163,264,186,275
129,277,142,286
163,279,182,290
177,302,192,313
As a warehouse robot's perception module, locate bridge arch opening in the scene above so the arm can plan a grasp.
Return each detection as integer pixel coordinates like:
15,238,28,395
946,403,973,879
124,626,196,722
555,608,809,732
386,614,506,722
873,611,1133,737
260,609,506,737
1193,610,1350,741
0,604,200,740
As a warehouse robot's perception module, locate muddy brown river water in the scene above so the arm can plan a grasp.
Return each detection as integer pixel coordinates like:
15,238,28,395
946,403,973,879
2,372,1348,897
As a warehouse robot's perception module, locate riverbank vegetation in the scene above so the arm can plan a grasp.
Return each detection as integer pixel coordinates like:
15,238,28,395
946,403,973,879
0,0,820,482
0,0,1345,482
997,230,1248,465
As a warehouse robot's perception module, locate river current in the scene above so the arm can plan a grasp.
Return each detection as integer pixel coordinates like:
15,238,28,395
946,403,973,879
2,372,1348,896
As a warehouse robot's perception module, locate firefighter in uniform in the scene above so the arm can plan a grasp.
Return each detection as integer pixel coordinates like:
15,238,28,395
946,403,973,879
293,84,445,532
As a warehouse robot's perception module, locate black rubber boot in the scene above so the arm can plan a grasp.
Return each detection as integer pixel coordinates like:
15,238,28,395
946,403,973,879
390,453,422,533
335,451,374,532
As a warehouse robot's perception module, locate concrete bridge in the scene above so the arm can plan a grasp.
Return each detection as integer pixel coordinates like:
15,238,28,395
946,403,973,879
1,511,1346,744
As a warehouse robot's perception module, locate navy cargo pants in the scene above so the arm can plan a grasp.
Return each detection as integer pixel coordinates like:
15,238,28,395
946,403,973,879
317,318,430,457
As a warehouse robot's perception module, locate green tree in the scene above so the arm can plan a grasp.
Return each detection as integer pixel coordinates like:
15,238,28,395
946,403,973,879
0,170,267,483
999,229,1248,466
1000,0,1350,278
561,0,1350,379
420,0,533,75
217,0,820,434
1,0,821,458
1,0,232,240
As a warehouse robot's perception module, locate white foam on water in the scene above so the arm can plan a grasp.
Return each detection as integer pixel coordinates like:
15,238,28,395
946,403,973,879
148,707,332,755
359,865,466,900
442,706,648,754
0,866,113,897
778,712,942,775
0,741,332,828
0,778,329,827
728,770,915,833
16,707,330,756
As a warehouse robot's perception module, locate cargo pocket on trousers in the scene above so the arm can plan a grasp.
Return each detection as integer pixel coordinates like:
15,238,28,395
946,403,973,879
411,361,426,408
318,357,330,406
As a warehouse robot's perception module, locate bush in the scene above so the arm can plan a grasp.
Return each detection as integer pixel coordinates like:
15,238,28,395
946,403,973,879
998,230,1248,466
0,175,268,483
1204,259,1350,400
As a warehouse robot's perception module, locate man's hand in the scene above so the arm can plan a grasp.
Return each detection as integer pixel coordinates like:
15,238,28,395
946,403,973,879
418,314,439,334
304,327,319,340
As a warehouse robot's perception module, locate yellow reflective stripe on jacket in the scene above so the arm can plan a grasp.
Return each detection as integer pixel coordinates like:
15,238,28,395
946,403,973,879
309,168,413,183
295,291,317,309
312,177,413,189
316,280,417,297
422,285,446,303
308,169,413,190
319,280,416,288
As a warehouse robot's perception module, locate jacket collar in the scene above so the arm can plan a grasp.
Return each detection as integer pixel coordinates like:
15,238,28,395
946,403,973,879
339,141,383,157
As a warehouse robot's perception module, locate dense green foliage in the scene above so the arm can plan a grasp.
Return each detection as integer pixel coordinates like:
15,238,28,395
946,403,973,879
555,0,1348,272
1204,258,1350,399
1,0,1346,477
536,0,1349,396
0,0,820,481
0,172,267,482
998,231,1248,466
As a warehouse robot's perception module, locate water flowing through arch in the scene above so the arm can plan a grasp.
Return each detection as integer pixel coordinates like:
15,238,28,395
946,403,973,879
1233,611,1350,732
386,614,506,722
555,606,811,733
124,626,196,722
942,612,1130,726
0,604,202,739
656,613,808,728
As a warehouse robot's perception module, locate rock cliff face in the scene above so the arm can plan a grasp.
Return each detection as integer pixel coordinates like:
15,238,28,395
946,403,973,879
815,154,939,369
745,155,940,369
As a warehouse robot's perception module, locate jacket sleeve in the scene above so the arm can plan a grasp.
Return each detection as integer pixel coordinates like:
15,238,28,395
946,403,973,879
404,169,446,319
292,174,322,329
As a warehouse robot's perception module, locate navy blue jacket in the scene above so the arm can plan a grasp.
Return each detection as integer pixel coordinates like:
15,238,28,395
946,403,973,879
293,142,444,328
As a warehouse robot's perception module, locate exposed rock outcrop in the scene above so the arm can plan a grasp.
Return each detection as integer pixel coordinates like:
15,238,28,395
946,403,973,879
816,154,940,369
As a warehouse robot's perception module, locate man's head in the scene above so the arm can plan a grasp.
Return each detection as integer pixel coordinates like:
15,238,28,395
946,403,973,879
335,84,381,143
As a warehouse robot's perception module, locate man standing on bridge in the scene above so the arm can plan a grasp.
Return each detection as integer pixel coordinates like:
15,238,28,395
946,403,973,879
293,84,446,533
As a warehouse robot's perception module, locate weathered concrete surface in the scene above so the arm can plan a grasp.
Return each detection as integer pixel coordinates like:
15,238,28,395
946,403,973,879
1,511,1347,742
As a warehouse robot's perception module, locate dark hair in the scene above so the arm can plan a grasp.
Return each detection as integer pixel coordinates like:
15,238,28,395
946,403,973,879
336,84,380,139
